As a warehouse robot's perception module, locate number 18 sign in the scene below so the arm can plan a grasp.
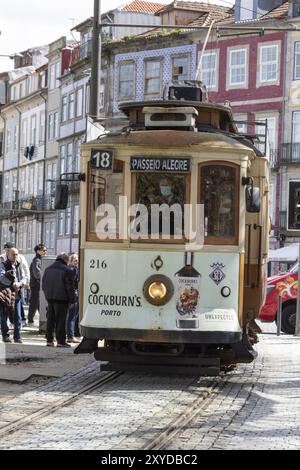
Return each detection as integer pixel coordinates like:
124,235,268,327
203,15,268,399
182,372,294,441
91,149,114,171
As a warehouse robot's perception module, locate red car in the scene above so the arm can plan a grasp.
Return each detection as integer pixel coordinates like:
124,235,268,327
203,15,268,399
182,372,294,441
259,263,298,334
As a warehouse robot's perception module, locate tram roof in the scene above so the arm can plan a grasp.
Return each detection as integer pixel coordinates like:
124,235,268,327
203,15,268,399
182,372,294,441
85,129,259,156
119,100,234,117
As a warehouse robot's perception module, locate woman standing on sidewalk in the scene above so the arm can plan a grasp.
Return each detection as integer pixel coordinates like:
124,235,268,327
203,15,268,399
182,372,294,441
67,254,80,344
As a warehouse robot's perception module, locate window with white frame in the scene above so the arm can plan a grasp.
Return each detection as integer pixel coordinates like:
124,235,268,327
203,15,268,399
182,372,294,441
29,166,34,195
144,60,161,95
21,119,27,148
74,140,80,172
54,112,58,139
58,211,64,236
50,222,55,249
68,93,75,120
294,42,300,80
259,44,278,83
6,129,11,153
39,111,45,143
73,205,79,235
61,96,68,122
13,125,18,152
292,111,300,143
30,115,37,145
27,223,32,251
86,84,90,114
67,142,73,173
38,164,43,193
200,52,217,89
45,222,51,249
46,161,56,195
76,87,83,118
12,171,17,196
4,175,9,202
49,62,60,90
11,85,17,101
118,62,135,99
19,83,24,99
48,113,54,140
172,55,190,81
60,145,66,174
65,207,71,235
229,48,247,86
20,169,25,197
18,222,24,253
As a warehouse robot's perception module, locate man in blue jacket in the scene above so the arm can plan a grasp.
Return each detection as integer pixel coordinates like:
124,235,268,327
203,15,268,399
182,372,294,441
42,253,75,348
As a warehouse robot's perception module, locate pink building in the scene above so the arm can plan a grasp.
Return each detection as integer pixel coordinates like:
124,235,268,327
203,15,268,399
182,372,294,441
197,25,286,248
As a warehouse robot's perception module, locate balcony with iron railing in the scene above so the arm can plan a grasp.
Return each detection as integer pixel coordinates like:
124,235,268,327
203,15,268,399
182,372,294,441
0,195,55,218
70,40,92,68
281,143,300,164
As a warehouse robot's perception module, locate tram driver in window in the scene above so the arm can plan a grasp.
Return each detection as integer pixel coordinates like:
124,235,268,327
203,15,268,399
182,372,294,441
136,175,184,238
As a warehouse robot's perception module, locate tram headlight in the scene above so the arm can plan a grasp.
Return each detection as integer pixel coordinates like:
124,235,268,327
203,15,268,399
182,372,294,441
143,275,174,306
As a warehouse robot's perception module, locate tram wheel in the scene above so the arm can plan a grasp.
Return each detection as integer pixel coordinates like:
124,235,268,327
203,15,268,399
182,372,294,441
281,304,296,335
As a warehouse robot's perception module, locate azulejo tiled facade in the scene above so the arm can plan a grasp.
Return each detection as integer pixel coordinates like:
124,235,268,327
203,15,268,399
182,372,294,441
113,44,197,113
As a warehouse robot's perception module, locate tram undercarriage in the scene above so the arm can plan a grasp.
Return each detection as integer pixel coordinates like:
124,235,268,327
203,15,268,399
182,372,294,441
75,331,257,376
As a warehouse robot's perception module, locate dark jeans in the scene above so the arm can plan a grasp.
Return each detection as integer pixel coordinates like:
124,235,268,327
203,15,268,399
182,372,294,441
0,298,22,341
67,302,79,339
46,302,69,345
28,288,40,323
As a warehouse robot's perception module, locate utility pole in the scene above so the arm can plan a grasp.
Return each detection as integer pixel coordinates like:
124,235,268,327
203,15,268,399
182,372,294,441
90,0,101,121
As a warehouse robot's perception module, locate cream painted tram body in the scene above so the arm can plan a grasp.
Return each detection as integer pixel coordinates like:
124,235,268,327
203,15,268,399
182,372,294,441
75,83,269,374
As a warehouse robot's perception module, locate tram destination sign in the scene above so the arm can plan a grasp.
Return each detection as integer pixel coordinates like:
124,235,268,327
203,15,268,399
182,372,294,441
91,149,114,171
131,157,191,173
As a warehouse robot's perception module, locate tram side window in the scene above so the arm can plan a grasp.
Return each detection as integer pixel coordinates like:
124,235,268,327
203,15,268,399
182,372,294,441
199,163,239,245
134,173,186,240
88,160,124,240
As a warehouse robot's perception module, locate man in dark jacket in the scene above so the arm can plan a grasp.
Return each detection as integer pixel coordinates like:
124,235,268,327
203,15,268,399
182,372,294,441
28,244,47,325
42,253,75,348
0,248,27,343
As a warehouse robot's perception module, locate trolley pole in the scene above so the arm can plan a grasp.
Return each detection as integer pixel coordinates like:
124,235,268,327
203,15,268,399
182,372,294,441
295,243,300,336
90,0,102,121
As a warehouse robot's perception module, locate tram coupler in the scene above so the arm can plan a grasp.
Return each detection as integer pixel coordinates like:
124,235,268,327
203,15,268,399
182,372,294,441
232,331,258,363
74,337,99,354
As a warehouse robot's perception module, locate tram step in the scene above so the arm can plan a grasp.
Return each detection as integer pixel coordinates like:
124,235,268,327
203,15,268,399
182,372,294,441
94,349,220,367
101,362,220,376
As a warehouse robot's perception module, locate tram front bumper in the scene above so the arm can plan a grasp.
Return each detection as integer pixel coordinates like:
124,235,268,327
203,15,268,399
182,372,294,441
78,326,242,347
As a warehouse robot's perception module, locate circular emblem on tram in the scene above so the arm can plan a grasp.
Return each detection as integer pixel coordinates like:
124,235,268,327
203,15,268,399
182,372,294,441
90,283,100,294
152,256,164,272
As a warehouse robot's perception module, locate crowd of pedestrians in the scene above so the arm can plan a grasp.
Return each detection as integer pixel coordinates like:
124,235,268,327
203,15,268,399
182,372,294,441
0,242,80,348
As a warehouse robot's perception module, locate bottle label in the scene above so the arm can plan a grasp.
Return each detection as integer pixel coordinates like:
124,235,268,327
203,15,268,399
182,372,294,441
175,274,201,329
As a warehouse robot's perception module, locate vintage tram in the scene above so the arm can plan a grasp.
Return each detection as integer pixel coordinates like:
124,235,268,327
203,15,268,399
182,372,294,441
75,82,269,375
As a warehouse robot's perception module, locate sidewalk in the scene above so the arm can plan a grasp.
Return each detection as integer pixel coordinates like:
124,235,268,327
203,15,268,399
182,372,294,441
0,319,94,384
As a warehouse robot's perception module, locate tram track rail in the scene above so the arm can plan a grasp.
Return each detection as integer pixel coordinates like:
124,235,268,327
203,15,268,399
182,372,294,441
142,373,231,451
0,371,123,439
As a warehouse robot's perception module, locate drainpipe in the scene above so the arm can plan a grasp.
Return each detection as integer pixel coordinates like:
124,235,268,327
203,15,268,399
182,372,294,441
279,30,288,246
14,104,22,247
40,91,48,244
0,111,7,248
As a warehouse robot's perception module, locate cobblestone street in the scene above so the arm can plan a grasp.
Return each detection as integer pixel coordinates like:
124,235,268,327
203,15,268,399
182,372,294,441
0,324,299,450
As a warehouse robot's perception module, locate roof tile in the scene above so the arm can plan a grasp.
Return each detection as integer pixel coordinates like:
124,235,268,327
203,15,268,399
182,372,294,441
120,0,165,14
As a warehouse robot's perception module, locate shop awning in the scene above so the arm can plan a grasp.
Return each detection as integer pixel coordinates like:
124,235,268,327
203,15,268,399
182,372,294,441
269,244,299,262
